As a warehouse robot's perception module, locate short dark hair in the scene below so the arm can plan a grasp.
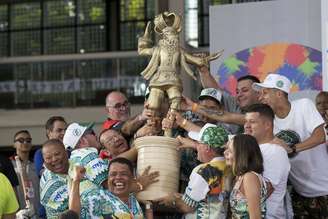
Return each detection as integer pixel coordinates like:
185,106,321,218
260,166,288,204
14,130,30,141
245,103,274,122
212,147,225,156
59,210,79,219
316,91,328,99
45,116,66,131
232,134,263,176
237,75,260,83
109,157,134,175
42,139,65,152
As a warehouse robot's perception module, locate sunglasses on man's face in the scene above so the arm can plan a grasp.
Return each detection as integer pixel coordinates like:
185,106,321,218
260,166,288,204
14,138,32,144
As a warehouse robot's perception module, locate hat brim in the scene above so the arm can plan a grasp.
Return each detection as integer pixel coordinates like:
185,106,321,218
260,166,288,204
252,82,274,91
198,95,221,104
86,122,95,129
188,131,200,141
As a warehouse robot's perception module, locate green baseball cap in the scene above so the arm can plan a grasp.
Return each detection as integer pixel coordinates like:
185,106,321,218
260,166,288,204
188,123,229,148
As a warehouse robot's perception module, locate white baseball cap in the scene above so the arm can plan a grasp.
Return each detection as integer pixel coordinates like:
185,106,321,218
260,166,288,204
252,74,291,94
63,122,94,150
198,88,222,103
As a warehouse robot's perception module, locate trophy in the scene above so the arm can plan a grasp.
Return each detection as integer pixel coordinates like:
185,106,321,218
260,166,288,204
135,11,221,201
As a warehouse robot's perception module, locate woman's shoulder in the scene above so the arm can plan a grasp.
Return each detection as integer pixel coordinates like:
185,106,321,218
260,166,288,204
243,171,263,183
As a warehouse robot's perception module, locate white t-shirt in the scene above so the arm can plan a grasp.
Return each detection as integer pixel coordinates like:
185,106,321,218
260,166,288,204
260,143,290,219
273,98,328,197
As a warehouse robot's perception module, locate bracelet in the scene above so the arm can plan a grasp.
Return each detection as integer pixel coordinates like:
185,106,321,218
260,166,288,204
136,181,144,192
181,119,187,128
191,103,198,112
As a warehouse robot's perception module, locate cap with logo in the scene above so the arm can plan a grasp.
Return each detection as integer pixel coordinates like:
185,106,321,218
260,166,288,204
188,123,229,149
63,122,94,150
198,88,222,104
252,74,291,94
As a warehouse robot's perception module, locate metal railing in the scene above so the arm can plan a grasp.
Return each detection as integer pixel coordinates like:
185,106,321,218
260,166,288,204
0,51,149,109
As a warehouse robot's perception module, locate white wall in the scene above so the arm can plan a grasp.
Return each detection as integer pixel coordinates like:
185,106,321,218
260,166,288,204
209,0,322,98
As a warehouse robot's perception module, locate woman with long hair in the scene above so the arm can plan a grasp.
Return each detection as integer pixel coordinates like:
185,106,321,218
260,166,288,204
224,134,267,219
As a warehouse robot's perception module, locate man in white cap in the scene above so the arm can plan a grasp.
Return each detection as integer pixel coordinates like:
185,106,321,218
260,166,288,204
252,73,328,218
63,122,100,151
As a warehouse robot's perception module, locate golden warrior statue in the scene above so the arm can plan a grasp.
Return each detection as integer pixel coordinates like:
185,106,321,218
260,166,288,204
138,12,221,136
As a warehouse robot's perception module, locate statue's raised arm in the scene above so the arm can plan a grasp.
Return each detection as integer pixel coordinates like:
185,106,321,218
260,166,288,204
138,21,154,56
137,12,223,137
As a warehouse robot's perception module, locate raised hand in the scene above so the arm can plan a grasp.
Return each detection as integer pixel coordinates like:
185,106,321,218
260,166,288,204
136,166,160,190
139,103,154,121
72,165,86,182
180,96,194,111
176,135,197,150
202,49,224,67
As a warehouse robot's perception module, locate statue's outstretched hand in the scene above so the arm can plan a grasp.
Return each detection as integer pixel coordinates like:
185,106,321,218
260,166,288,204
202,49,224,67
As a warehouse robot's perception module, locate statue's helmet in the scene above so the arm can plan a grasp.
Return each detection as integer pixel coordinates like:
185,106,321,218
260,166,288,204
153,12,182,34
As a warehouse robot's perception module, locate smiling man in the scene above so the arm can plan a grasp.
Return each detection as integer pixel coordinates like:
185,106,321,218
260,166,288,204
252,73,328,218
40,139,109,219
198,67,260,112
244,104,291,219
34,116,67,177
99,129,129,160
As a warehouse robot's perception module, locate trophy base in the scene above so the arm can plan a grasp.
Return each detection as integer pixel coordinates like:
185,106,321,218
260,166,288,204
134,136,180,201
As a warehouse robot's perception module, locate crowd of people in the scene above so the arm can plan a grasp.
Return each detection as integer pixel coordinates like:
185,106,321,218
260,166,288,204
0,67,328,219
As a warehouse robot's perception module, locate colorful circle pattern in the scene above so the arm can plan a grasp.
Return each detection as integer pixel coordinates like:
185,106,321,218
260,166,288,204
216,43,322,95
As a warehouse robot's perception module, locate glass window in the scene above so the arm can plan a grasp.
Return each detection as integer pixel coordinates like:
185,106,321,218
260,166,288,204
44,28,75,54
78,25,106,53
0,57,148,109
0,33,8,57
78,0,106,24
120,21,145,50
119,0,154,50
0,5,8,31
120,0,145,21
44,0,75,27
185,0,232,47
11,3,41,30
11,31,41,56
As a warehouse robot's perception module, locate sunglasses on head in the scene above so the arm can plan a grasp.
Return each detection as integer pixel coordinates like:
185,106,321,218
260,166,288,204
14,138,32,144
